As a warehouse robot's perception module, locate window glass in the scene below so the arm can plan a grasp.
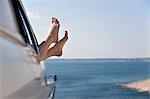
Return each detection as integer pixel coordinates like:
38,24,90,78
11,0,39,53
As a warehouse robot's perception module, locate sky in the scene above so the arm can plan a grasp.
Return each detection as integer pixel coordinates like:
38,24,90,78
22,0,150,59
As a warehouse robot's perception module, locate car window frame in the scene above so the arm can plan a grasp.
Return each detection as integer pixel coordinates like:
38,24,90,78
11,0,39,54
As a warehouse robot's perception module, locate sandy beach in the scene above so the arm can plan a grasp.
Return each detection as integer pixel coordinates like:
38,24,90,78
119,79,150,93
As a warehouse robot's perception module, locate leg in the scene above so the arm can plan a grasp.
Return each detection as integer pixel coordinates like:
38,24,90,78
44,31,68,59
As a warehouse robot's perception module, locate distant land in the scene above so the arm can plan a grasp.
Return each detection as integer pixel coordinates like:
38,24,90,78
119,79,150,93
49,58,150,61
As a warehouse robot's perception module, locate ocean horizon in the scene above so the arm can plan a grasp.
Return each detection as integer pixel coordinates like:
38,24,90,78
45,59,150,99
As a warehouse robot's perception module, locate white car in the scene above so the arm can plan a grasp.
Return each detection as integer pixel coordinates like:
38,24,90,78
0,0,56,99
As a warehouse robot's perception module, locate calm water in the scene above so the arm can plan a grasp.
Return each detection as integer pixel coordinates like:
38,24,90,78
44,59,150,99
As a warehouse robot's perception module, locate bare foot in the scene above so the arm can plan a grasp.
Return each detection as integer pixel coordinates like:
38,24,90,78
45,31,68,58
54,31,68,56
48,17,60,43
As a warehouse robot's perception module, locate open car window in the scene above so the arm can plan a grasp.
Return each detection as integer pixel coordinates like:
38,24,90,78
11,0,39,54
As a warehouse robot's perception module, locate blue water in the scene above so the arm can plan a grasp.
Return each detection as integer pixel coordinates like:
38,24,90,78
44,59,150,99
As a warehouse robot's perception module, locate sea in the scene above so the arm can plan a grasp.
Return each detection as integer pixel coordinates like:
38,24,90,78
44,59,150,99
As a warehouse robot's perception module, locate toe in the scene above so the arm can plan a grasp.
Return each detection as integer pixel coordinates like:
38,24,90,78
65,31,68,39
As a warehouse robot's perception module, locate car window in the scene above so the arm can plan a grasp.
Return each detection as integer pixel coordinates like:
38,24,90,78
11,0,39,53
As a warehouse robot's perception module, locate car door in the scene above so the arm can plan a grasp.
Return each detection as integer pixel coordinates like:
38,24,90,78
0,0,42,98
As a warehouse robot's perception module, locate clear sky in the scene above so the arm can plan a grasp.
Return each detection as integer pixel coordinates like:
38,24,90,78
22,0,149,59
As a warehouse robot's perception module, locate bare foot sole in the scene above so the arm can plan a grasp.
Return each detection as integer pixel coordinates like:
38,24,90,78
48,17,60,43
